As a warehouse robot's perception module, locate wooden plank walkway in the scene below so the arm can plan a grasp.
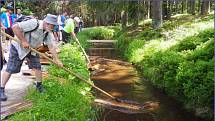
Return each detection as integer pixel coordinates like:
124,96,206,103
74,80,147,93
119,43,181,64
1,101,32,120
87,40,117,43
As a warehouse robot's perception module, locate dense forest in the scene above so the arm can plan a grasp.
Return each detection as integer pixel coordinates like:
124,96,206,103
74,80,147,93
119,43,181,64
13,0,214,28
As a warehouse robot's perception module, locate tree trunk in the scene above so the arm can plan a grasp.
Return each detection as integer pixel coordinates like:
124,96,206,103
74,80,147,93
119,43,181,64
201,1,210,15
170,1,174,15
171,1,175,15
113,13,117,25
92,10,97,26
185,0,188,13
188,1,196,15
151,0,163,29
149,1,152,18
210,1,213,12
121,10,128,29
167,1,171,19
116,13,120,23
163,0,171,20
182,1,184,13
143,1,150,19
133,2,139,28
198,0,201,13
175,1,178,14
210,1,214,12
163,0,168,20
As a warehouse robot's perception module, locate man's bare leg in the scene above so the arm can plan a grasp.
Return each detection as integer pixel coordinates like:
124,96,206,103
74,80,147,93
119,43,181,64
33,68,45,93
0,71,12,101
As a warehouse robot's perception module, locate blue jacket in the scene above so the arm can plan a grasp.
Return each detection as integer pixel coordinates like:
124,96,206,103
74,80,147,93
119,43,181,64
0,12,15,28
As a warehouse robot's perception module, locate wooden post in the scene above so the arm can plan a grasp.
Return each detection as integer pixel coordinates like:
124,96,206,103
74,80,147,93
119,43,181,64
13,0,15,14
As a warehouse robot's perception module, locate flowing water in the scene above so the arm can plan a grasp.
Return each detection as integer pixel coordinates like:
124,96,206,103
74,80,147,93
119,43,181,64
87,39,203,121
90,57,203,121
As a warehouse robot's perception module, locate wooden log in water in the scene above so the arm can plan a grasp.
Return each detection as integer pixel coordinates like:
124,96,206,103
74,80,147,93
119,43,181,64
94,99,142,111
94,98,159,113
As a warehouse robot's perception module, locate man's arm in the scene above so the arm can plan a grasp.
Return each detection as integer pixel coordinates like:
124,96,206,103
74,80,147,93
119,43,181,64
49,46,62,65
1,23,6,29
46,33,63,67
70,32,78,42
12,24,29,48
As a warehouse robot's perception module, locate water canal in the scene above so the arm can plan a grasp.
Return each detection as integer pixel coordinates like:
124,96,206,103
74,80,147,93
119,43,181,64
90,57,203,121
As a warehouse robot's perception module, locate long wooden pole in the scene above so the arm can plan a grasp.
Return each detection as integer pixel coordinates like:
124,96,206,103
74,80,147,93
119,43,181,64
74,38,90,63
0,31,116,100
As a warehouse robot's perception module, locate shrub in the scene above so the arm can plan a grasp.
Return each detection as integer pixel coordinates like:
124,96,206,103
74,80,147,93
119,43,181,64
83,27,115,40
116,14,214,120
176,59,214,108
172,28,214,51
137,28,163,40
10,44,97,121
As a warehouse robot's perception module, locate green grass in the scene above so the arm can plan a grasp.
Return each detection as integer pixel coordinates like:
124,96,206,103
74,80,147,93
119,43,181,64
10,44,98,121
80,26,115,40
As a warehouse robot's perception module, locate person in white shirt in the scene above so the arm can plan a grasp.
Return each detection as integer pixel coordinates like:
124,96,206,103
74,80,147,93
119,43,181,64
73,16,80,34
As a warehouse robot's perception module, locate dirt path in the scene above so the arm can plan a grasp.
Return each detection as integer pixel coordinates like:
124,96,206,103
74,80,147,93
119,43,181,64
0,64,35,119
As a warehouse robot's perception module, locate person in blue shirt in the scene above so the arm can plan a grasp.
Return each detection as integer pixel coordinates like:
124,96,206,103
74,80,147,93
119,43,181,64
60,11,67,28
1,5,15,40
58,11,67,41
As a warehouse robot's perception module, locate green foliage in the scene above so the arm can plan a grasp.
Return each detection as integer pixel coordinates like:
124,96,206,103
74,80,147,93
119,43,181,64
107,26,122,39
116,14,214,120
140,50,184,97
137,28,163,40
176,59,214,108
16,2,34,15
77,26,118,49
172,28,214,51
139,29,214,119
82,27,115,40
115,32,132,56
124,39,145,61
185,38,214,61
10,44,97,121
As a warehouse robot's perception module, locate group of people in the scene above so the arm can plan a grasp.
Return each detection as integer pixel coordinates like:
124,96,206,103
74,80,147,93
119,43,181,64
0,4,84,101
53,11,84,43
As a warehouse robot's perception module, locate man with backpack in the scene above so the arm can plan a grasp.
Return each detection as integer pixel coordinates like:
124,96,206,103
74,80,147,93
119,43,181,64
0,14,63,101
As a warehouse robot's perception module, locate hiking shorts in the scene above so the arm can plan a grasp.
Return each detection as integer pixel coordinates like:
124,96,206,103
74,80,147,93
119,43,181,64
62,30,71,43
53,25,59,32
6,45,41,74
74,27,79,34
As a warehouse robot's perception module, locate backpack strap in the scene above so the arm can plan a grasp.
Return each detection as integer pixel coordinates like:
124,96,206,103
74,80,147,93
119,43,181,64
25,20,49,45
26,19,39,33
28,20,39,43
42,32,49,44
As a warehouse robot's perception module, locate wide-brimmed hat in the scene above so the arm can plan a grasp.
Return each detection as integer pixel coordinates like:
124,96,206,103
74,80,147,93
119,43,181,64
43,14,58,25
